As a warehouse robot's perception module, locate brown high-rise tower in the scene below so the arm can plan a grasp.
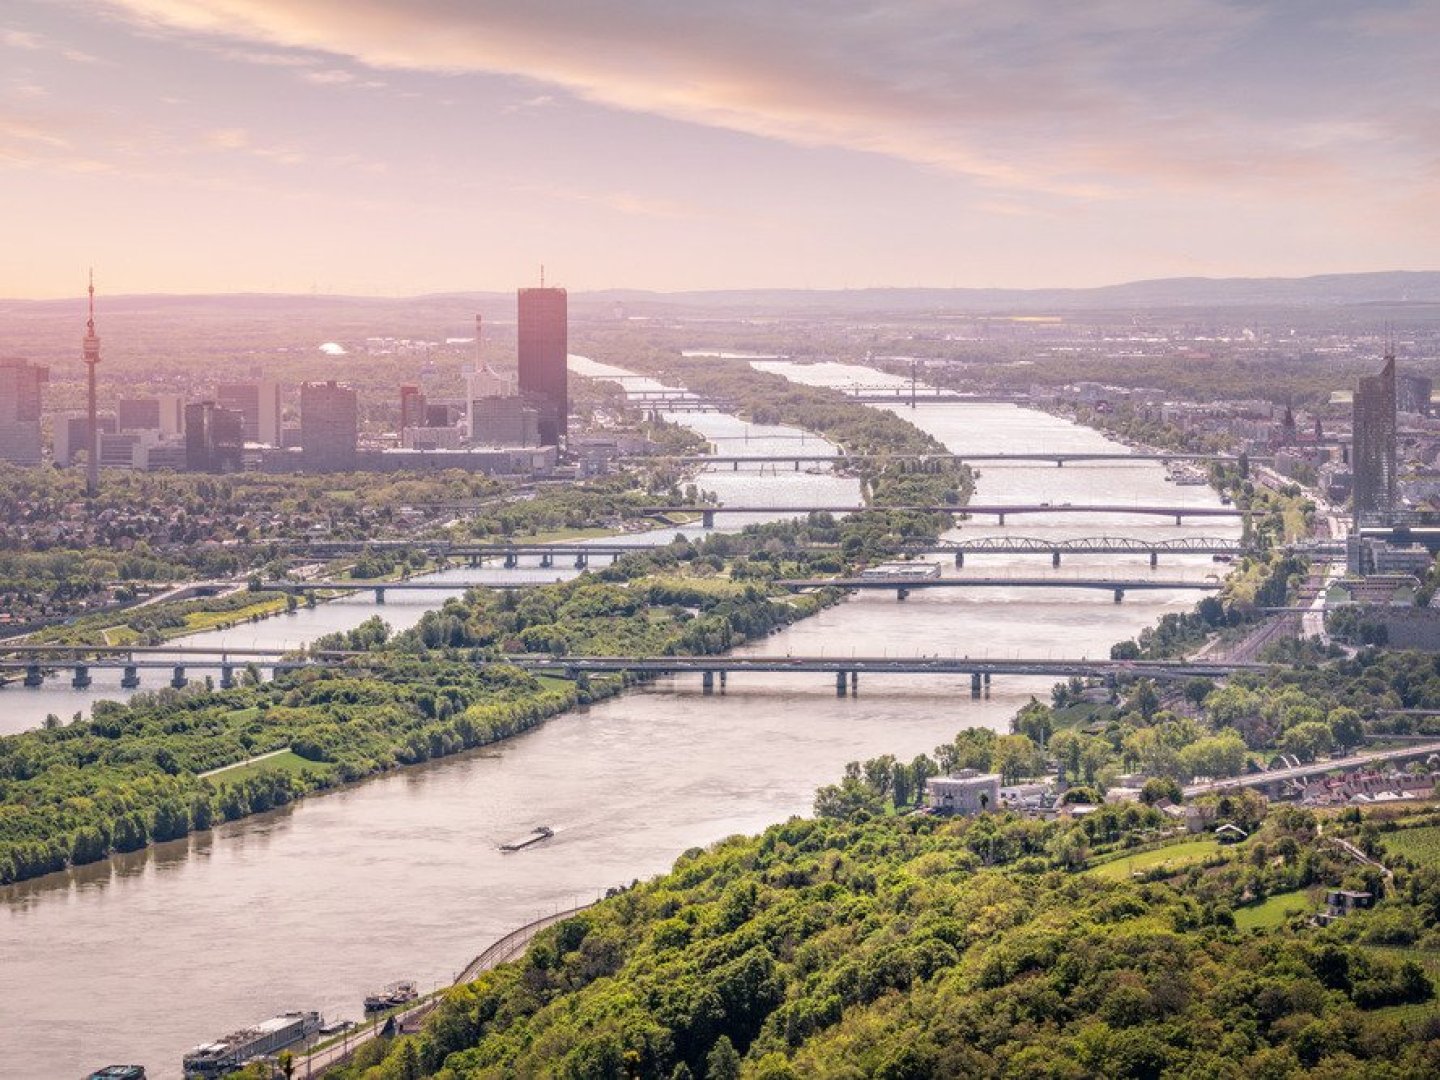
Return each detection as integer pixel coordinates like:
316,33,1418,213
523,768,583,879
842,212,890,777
1353,351,1397,527
82,271,101,497
517,285,567,445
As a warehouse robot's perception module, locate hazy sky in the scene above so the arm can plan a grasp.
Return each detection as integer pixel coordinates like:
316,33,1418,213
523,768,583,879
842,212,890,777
2,0,1438,297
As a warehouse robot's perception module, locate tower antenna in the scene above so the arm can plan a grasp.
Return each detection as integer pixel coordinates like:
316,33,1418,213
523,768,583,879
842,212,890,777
540,263,545,289
82,269,102,498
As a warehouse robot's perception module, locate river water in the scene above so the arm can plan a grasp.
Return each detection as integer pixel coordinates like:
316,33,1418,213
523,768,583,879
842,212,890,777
0,360,1237,1079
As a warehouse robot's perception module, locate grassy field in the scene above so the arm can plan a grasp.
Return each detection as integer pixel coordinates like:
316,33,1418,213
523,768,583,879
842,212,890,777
1234,889,1317,930
1381,825,1440,868
199,749,332,784
1084,838,1221,880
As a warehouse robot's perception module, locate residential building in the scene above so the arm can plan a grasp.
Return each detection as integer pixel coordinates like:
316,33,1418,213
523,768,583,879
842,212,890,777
300,381,358,471
925,770,1001,815
0,357,48,464
517,286,567,445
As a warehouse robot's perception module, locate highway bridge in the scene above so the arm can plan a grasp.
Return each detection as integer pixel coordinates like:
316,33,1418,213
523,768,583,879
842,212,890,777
639,504,1248,527
0,644,1262,695
623,451,1255,469
294,535,1252,568
778,576,1220,601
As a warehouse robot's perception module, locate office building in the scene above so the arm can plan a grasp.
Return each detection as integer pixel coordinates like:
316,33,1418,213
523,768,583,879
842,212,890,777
1397,373,1432,416
54,412,117,467
217,381,282,445
117,398,161,432
0,358,48,464
1353,353,1397,526
470,395,540,447
399,385,427,437
300,380,358,471
184,401,244,473
517,286,567,445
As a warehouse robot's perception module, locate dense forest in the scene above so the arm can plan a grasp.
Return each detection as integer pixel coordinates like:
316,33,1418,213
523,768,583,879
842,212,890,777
327,778,1440,1079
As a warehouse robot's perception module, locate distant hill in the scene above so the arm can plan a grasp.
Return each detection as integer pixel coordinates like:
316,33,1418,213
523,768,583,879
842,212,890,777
3,271,1440,328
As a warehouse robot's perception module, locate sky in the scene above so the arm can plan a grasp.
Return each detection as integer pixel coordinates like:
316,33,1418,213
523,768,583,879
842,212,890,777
1,0,1438,297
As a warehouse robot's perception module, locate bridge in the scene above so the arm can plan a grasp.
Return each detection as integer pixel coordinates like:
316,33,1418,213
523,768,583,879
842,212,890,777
293,535,1251,568
1184,740,1440,798
778,576,1220,601
505,654,1263,697
0,645,350,691
639,504,1248,527
0,644,1261,695
622,451,1255,470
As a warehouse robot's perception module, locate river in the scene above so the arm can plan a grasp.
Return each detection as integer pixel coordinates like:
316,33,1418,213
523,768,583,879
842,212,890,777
0,360,1237,1079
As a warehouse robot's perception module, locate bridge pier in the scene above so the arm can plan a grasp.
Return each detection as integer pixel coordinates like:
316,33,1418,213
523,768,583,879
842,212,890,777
970,672,982,697
984,672,991,696
997,513,1006,526
954,551,964,567
1055,459,1064,467
24,664,42,687
504,553,518,568
374,587,386,604
850,671,858,694
1175,514,1183,526
720,670,727,690
896,587,909,601
702,510,715,528
1113,587,1125,603
1051,550,1061,567
220,664,235,690
1150,551,1158,568
171,666,187,689
794,460,801,471
836,670,848,696
121,665,140,689
72,664,91,689
733,460,739,471
702,670,715,694
574,553,589,569
469,555,480,568
540,553,553,568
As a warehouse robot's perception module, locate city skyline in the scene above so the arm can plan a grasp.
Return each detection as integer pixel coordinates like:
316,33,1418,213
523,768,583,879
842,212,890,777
2,1,1439,298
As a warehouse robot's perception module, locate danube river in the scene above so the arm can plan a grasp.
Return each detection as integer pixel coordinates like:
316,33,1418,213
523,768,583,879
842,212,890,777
0,361,1237,1078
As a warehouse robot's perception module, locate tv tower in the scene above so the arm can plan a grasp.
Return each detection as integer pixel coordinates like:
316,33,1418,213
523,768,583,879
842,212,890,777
82,270,101,497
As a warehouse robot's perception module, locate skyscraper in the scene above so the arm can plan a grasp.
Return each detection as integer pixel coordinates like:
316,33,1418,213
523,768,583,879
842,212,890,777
1353,353,1397,526
217,381,282,445
184,401,244,473
399,385,427,437
300,380,358,471
0,357,48,465
517,286,567,445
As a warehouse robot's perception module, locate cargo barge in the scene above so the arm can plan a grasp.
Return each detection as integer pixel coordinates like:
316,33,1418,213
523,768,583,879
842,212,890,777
499,825,554,851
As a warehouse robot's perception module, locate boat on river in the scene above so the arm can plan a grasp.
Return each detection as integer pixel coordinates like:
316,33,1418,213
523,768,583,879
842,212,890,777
182,1011,320,1077
364,981,418,1012
499,825,554,851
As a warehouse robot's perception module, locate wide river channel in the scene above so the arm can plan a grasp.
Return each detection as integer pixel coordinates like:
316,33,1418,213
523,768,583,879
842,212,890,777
0,360,1239,1079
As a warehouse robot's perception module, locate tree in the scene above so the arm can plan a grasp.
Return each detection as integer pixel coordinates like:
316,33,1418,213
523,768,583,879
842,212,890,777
706,1035,742,1080
1013,699,1054,748
1329,707,1365,753
993,735,1044,784
1129,680,1160,721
